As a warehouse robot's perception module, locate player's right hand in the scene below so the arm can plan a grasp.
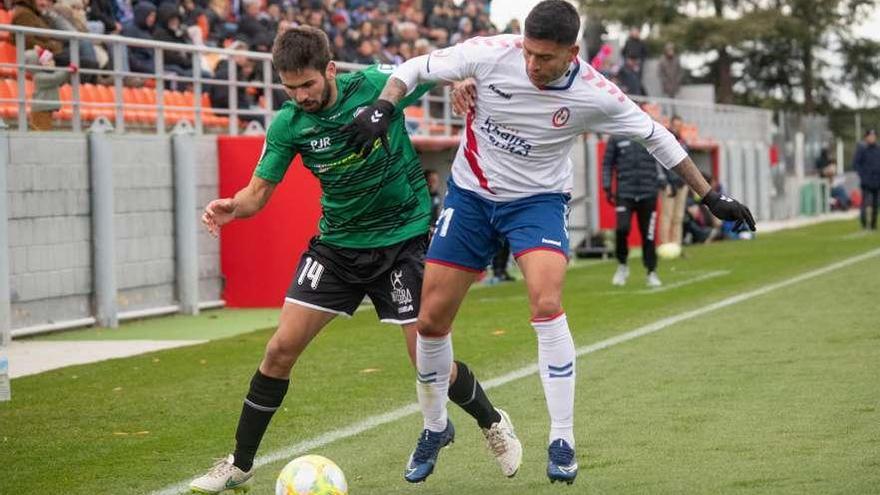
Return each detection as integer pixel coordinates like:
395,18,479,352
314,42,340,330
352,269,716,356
202,198,236,238
451,78,477,116
341,99,395,158
701,190,756,231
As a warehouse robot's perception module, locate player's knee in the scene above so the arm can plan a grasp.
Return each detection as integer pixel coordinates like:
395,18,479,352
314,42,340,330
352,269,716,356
531,296,562,319
417,316,451,338
262,338,300,375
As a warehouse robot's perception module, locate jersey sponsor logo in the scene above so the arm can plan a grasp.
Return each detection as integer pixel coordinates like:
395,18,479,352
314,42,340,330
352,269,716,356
297,257,325,290
489,84,512,100
552,107,571,128
390,269,413,309
541,238,562,247
480,116,532,157
310,137,332,152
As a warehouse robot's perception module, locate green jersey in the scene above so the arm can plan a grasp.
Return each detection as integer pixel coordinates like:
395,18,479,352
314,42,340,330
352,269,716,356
255,65,434,249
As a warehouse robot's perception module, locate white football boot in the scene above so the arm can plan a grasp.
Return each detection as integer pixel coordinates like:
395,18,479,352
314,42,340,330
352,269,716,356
646,271,662,288
612,264,629,286
190,455,253,494
482,408,523,477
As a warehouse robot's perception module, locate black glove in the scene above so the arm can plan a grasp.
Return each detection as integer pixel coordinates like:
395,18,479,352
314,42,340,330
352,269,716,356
701,190,756,231
340,99,394,158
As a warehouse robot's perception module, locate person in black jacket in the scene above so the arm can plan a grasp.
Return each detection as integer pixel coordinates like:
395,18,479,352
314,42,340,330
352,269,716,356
121,2,156,73
603,132,666,288
153,1,194,78
853,128,880,230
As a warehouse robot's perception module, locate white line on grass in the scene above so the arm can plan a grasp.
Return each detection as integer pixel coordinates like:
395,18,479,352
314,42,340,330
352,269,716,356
150,248,880,495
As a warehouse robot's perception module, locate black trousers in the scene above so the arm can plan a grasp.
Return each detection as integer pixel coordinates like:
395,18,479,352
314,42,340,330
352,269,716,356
615,197,658,272
860,186,879,229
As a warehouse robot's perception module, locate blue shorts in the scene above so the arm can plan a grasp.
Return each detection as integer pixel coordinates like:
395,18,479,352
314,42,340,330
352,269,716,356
427,179,570,272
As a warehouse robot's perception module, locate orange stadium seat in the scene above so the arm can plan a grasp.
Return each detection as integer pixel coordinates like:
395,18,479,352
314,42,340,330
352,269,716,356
0,41,17,78
0,77,17,119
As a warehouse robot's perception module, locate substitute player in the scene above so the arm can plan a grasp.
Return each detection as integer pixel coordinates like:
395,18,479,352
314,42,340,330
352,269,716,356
189,27,522,494
344,0,755,485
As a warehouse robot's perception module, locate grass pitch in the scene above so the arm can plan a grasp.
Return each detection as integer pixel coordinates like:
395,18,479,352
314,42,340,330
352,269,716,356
2,220,878,494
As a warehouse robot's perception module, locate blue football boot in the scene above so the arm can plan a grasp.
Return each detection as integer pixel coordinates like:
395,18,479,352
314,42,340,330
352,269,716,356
404,420,455,483
547,438,578,484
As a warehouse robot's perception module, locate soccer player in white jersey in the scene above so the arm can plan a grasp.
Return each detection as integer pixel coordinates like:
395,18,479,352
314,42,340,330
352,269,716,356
344,0,755,485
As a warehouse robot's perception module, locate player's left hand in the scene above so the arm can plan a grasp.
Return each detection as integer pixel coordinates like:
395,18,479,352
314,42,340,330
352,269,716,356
341,99,395,158
451,78,476,116
701,190,756,231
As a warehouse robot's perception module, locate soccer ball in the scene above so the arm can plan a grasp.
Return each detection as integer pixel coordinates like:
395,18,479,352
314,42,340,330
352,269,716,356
657,242,682,260
276,455,348,495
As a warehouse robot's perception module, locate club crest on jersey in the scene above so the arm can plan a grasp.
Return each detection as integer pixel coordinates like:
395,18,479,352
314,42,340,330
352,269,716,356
552,107,571,128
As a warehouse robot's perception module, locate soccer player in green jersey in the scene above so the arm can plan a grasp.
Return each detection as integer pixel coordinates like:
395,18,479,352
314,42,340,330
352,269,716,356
189,27,522,493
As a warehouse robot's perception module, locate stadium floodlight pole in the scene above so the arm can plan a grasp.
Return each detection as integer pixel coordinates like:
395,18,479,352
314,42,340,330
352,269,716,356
0,120,11,401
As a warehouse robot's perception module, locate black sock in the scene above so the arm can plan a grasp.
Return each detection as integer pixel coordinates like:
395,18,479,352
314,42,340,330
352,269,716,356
232,370,289,472
448,360,501,429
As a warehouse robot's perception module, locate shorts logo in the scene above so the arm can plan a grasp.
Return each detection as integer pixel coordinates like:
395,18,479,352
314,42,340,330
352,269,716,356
390,269,413,309
552,107,570,128
297,257,324,290
541,238,562,247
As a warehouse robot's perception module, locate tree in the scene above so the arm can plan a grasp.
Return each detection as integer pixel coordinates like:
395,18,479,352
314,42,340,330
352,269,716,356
581,0,880,110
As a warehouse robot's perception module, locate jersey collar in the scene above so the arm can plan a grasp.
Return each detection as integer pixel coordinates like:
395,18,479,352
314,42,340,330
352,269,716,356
541,59,580,91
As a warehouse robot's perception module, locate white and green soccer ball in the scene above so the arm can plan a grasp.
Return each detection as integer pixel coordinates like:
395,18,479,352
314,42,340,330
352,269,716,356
657,242,682,260
276,455,348,495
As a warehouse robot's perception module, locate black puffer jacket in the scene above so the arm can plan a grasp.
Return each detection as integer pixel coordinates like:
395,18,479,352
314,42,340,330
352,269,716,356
853,142,880,189
602,136,666,201
153,2,192,69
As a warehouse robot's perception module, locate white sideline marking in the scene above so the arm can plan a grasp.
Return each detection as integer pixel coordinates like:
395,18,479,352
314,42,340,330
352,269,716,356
599,270,731,295
151,248,880,495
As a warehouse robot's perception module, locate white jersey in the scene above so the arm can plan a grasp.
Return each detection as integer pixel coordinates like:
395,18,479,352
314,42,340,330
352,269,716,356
392,34,688,201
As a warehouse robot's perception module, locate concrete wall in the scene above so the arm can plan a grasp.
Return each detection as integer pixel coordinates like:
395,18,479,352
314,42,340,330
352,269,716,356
8,133,92,328
4,131,222,332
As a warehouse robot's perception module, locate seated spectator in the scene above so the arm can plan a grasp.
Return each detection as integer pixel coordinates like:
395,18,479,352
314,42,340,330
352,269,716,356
237,0,264,47
12,0,65,57
352,37,377,65
205,0,231,46
48,0,106,73
122,2,156,74
153,2,195,78
86,0,122,34
208,40,262,122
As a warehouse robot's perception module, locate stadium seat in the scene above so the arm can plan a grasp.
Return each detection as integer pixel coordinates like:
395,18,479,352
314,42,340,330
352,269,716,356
0,77,17,118
0,42,17,78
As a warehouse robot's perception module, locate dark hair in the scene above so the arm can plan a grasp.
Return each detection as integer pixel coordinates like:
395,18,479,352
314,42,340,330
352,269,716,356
272,26,332,73
671,114,683,123
524,0,580,46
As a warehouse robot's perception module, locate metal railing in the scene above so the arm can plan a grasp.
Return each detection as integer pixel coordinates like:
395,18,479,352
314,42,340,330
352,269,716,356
0,25,777,142
0,24,463,135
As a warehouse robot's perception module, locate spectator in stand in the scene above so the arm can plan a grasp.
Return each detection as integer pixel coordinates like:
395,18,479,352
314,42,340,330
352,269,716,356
658,115,689,246
121,2,157,74
237,0,264,46
205,0,231,46
12,0,65,57
48,0,106,73
153,2,196,79
658,42,682,99
25,46,75,130
617,55,645,96
352,37,377,64
853,128,880,230
449,16,472,44
208,40,262,122
86,0,122,34
622,26,648,72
